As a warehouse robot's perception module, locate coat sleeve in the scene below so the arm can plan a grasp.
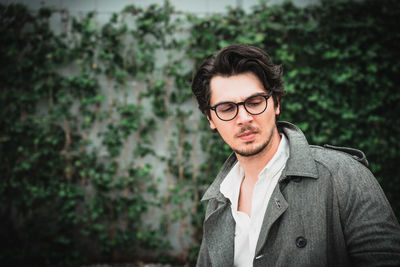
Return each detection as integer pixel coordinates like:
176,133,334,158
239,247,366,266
334,157,400,266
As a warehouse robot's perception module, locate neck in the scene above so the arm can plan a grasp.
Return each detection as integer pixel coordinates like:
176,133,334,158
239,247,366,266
236,128,281,183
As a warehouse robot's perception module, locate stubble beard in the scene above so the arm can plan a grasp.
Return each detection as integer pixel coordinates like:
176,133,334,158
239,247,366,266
233,126,275,157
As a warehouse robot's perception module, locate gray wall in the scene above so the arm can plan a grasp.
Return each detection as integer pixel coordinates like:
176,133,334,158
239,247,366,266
1,0,320,16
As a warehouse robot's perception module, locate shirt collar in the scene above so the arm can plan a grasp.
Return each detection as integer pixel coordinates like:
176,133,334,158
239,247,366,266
258,134,289,180
219,161,243,210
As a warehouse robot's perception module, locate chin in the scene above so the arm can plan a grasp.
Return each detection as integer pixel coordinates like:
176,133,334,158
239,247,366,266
234,143,268,157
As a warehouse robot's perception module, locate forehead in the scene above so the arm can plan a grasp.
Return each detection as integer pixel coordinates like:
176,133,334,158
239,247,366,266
209,72,266,105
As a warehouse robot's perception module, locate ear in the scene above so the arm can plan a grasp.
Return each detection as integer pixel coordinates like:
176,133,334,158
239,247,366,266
274,102,280,117
207,115,217,130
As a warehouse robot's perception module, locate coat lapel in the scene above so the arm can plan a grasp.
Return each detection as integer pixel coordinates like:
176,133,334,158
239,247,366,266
203,199,235,267
255,186,288,256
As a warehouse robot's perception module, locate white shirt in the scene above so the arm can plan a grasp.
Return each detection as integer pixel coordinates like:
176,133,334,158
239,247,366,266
220,134,290,267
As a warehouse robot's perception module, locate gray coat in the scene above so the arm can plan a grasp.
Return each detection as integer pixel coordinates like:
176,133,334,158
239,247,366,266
197,122,400,267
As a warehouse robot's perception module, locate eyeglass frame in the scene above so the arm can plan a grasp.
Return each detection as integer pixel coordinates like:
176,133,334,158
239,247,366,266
209,91,274,121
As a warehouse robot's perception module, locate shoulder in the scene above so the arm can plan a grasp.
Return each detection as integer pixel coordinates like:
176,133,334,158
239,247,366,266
309,144,389,210
309,144,372,180
311,144,368,168
308,144,385,202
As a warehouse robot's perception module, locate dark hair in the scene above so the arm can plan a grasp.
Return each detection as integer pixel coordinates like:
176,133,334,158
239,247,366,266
191,44,285,119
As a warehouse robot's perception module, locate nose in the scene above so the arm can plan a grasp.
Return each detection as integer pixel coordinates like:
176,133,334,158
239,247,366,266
236,104,253,124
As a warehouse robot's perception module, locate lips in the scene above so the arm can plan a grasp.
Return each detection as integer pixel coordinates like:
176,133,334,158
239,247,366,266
237,130,257,141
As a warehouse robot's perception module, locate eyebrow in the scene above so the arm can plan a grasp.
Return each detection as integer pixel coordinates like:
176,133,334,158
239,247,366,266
213,92,268,106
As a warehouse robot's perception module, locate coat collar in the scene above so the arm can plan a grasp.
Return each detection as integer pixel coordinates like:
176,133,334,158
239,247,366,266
278,121,319,181
201,121,318,202
201,153,237,201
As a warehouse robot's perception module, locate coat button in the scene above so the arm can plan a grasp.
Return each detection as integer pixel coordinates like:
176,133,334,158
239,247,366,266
296,236,307,248
275,198,281,209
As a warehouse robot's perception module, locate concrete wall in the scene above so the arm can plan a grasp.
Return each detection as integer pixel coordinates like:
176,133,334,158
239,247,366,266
1,0,320,16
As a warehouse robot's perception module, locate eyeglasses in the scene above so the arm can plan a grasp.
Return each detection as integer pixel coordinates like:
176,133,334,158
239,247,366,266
209,91,273,121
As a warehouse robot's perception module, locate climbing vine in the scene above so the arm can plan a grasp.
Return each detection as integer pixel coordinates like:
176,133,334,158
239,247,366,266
1,0,399,265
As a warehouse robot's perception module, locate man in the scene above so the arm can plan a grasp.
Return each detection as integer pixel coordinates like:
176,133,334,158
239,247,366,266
191,44,400,266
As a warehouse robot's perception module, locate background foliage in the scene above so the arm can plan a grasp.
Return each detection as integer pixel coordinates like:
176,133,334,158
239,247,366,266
1,0,399,265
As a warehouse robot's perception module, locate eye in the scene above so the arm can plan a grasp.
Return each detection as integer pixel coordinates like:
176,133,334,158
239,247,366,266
216,103,235,113
246,96,264,107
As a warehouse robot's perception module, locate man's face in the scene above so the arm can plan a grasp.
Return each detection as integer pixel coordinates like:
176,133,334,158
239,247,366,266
208,72,280,157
